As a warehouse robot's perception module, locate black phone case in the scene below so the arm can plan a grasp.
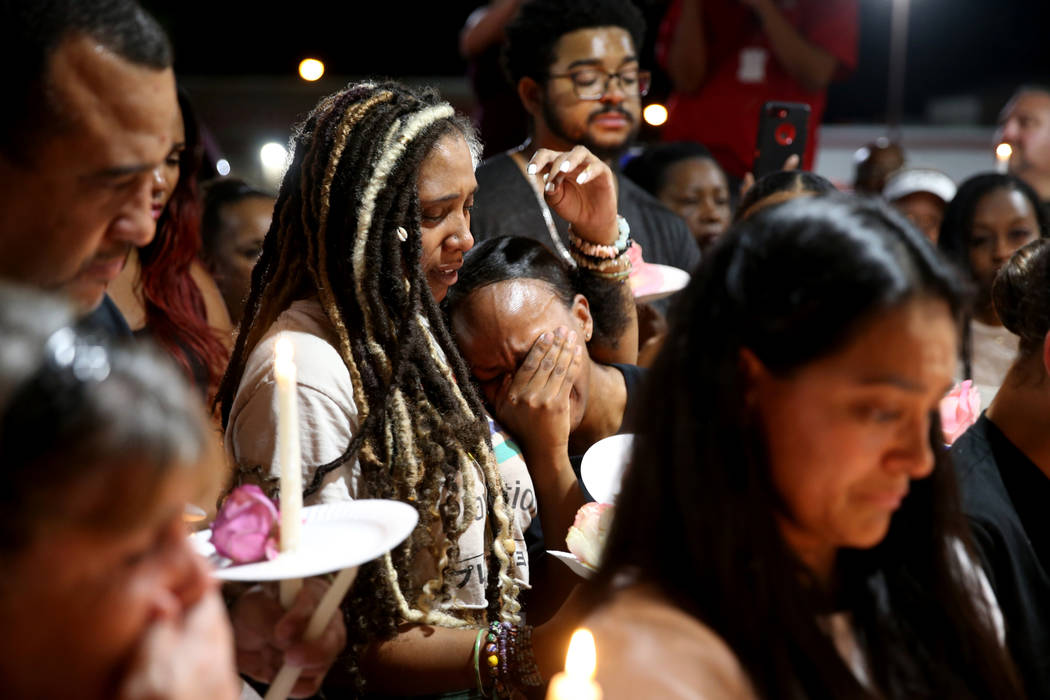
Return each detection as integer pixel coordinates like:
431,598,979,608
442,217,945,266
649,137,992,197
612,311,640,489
752,101,811,179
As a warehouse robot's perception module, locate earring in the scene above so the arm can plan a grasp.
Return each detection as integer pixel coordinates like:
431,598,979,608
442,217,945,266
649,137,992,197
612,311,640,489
397,226,408,242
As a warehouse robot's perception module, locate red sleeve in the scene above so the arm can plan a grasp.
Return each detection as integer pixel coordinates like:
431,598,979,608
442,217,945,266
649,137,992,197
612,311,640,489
803,0,859,78
655,0,684,70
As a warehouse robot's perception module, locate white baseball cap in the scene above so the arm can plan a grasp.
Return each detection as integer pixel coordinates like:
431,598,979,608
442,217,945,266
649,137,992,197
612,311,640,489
882,168,957,205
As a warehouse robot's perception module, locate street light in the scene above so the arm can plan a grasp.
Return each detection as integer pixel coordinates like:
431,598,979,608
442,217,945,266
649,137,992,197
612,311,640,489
298,58,324,82
887,0,910,138
643,103,668,127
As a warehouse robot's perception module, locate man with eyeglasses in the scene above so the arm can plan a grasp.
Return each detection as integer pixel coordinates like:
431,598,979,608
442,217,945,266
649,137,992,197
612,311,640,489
470,0,700,277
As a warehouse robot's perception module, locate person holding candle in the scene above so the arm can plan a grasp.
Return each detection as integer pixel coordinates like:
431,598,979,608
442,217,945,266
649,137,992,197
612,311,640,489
0,283,239,700
584,197,1024,698
218,81,614,697
938,173,1048,408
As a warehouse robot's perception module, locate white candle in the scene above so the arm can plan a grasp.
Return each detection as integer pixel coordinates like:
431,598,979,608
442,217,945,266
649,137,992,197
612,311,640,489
546,628,602,700
996,143,1012,174
275,334,303,608
264,566,360,700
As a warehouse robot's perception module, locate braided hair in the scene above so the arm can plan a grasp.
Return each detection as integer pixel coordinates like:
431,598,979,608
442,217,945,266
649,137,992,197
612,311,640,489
215,81,521,689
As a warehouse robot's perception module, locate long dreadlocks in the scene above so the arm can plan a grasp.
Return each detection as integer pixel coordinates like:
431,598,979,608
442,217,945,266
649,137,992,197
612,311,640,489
215,81,521,690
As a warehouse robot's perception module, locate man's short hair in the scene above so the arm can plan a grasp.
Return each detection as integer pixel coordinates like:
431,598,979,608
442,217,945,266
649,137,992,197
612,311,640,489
1,0,173,160
502,0,646,88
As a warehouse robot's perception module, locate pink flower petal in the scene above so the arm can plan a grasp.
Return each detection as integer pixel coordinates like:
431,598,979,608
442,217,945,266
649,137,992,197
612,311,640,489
210,485,281,564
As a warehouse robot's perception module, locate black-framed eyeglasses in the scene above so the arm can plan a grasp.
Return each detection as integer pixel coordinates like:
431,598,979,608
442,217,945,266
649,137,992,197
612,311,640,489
548,67,652,101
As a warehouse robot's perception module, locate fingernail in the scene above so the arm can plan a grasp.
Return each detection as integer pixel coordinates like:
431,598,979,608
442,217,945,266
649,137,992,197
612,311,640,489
539,332,551,344
576,170,590,184
527,163,538,175
559,160,572,172
542,172,549,182
568,330,578,344
554,327,567,340
545,180,555,193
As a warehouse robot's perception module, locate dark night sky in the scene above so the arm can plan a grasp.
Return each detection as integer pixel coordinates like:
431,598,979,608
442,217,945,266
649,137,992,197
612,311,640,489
144,0,1050,126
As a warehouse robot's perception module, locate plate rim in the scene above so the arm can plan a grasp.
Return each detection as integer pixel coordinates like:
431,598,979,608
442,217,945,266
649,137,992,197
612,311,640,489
631,263,690,303
580,432,634,505
547,549,596,579
194,499,418,581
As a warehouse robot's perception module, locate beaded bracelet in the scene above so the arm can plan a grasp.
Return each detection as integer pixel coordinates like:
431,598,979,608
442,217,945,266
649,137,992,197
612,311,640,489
568,215,631,259
574,250,633,273
486,621,510,698
481,620,545,697
572,246,633,278
588,267,633,281
515,624,543,687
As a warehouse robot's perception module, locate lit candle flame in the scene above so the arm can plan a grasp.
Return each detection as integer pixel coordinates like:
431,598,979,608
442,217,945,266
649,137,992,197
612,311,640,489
566,628,597,679
996,143,1013,160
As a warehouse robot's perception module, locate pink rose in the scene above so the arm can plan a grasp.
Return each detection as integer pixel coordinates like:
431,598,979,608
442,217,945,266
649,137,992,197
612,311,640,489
210,485,280,564
940,380,981,445
565,502,614,570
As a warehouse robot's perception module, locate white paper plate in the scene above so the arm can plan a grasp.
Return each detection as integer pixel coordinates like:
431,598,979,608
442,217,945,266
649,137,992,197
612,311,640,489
191,499,417,581
547,550,596,579
580,433,634,505
630,264,690,303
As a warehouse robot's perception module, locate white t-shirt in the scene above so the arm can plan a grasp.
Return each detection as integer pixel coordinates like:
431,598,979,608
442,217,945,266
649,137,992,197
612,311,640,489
225,298,533,612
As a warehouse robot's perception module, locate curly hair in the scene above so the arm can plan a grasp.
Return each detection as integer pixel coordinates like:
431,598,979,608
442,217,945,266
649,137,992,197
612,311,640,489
502,0,646,87
993,237,1050,359
214,81,520,692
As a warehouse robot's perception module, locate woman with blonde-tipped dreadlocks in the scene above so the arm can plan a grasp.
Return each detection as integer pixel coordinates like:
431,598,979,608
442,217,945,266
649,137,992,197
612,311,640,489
215,81,629,697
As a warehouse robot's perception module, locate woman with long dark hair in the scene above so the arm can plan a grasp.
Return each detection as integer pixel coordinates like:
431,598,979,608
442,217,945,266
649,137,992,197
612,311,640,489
585,197,1023,698
938,172,1048,406
109,89,232,397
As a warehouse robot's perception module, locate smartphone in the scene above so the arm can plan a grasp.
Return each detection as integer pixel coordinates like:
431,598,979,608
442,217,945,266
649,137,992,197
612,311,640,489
752,101,810,180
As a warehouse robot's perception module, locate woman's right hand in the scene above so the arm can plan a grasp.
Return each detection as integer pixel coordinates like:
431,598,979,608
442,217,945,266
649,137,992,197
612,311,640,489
490,326,584,460
231,578,348,698
528,146,620,246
